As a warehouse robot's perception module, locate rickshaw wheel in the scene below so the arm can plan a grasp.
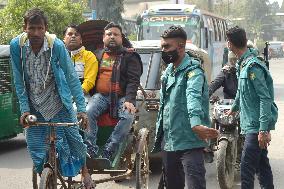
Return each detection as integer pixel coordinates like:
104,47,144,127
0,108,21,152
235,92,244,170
39,167,55,189
32,165,38,189
135,129,149,189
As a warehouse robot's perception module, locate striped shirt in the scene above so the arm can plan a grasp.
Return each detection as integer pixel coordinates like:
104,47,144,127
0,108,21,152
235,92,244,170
25,38,63,121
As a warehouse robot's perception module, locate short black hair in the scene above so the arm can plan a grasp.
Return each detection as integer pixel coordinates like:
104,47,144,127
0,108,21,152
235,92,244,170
161,26,187,41
226,26,247,48
104,22,123,34
23,8,48,26
63,24,82,36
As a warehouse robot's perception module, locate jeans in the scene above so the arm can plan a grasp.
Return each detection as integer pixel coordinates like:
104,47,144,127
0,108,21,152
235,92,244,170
162,148,206,189
85,93,134,154
241,133,274,189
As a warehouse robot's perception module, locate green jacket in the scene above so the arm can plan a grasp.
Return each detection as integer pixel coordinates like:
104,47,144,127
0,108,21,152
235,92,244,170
232,49,278,134
152,53,210,153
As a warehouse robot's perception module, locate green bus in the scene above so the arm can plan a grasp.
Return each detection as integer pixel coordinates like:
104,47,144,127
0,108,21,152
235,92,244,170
136,4,228,81
0,45,22,140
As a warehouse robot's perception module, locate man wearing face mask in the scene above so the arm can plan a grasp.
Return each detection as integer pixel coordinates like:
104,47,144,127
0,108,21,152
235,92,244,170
152,26,219,189
85,22,142,160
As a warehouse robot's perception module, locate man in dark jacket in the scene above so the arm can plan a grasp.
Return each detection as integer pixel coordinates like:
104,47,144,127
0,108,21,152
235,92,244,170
85,23,142,160
209,51,238,99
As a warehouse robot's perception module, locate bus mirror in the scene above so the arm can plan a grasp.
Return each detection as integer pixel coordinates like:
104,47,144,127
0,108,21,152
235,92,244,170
136,16,142,25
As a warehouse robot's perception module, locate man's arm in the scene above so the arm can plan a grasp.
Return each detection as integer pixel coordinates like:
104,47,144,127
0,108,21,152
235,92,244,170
125,53,142,104
208,70,225,97
250,65,272,131
10,39,30,114
186,68,204,127
82,51,98,93
56,40,86,112
187,68,219,139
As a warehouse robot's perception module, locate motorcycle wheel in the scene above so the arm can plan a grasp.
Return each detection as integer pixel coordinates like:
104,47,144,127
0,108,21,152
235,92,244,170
217,140,235,189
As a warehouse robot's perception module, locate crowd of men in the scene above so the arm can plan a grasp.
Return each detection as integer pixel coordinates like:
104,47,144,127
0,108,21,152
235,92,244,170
10,7,278,189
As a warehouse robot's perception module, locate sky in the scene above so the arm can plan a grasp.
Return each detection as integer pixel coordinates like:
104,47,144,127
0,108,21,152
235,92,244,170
269,0,283,7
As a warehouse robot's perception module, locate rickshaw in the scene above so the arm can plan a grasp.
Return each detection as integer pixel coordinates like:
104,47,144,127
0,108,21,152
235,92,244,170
0,45,22,140
31,20,150,189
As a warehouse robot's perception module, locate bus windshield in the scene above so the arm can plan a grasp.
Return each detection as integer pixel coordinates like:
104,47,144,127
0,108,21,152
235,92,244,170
139,15,200,46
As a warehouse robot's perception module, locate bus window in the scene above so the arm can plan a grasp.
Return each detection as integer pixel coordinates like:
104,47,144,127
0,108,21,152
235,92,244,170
217,20,222,41
222,21,227,39
205,27,208,48
212,18,218,41
218,20,223,41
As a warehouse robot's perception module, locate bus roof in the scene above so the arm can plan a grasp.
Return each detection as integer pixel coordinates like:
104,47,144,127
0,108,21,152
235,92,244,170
142,4,197,16
142,4,226,20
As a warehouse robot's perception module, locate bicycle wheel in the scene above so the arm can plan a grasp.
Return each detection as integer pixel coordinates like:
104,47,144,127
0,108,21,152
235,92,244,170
135,128,149,189
39,167,56,189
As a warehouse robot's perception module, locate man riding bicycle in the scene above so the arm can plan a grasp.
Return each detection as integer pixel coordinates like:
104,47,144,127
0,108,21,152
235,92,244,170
10,8,95,189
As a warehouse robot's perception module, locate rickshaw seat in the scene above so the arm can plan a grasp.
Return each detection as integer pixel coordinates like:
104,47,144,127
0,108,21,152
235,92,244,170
97,112,118,127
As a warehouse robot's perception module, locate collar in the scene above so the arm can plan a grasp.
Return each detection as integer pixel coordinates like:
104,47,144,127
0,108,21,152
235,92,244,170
25,37,49,55
237,48,259,68
170,53,190,74
70,46,85,56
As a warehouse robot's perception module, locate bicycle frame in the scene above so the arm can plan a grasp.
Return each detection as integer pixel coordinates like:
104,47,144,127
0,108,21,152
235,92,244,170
26,115,81,189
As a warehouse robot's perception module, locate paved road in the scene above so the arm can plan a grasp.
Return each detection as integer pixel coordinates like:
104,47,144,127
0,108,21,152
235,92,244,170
0,58,283,189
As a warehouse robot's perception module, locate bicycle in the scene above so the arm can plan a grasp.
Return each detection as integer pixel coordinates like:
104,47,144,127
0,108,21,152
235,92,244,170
26,114,85,189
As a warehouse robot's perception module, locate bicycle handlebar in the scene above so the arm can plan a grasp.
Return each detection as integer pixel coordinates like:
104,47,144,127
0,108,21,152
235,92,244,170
25,115,82,127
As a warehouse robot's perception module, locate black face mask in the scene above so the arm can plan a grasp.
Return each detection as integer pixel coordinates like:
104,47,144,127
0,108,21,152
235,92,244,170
161,49,179,64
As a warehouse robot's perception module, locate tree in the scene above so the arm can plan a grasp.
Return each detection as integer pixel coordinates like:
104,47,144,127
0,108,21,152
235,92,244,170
95,0,124,24
0,0,87,44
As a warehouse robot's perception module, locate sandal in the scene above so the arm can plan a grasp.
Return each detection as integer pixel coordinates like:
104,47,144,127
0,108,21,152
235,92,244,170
81,173,96,189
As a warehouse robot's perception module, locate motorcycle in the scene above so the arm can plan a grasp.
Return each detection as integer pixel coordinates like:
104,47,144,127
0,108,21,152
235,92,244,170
210,98,242,189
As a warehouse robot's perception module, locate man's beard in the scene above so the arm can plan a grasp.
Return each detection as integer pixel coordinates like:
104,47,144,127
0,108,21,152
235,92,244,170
106,42,122,52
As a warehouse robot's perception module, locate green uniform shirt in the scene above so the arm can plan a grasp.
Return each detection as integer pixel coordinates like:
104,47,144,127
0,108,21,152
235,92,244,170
152,53,210,152
232,49,277,134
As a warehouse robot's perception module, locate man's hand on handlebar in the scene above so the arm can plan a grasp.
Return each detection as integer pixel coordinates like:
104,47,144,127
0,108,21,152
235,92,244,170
20,112,30,128
77,112,89,130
